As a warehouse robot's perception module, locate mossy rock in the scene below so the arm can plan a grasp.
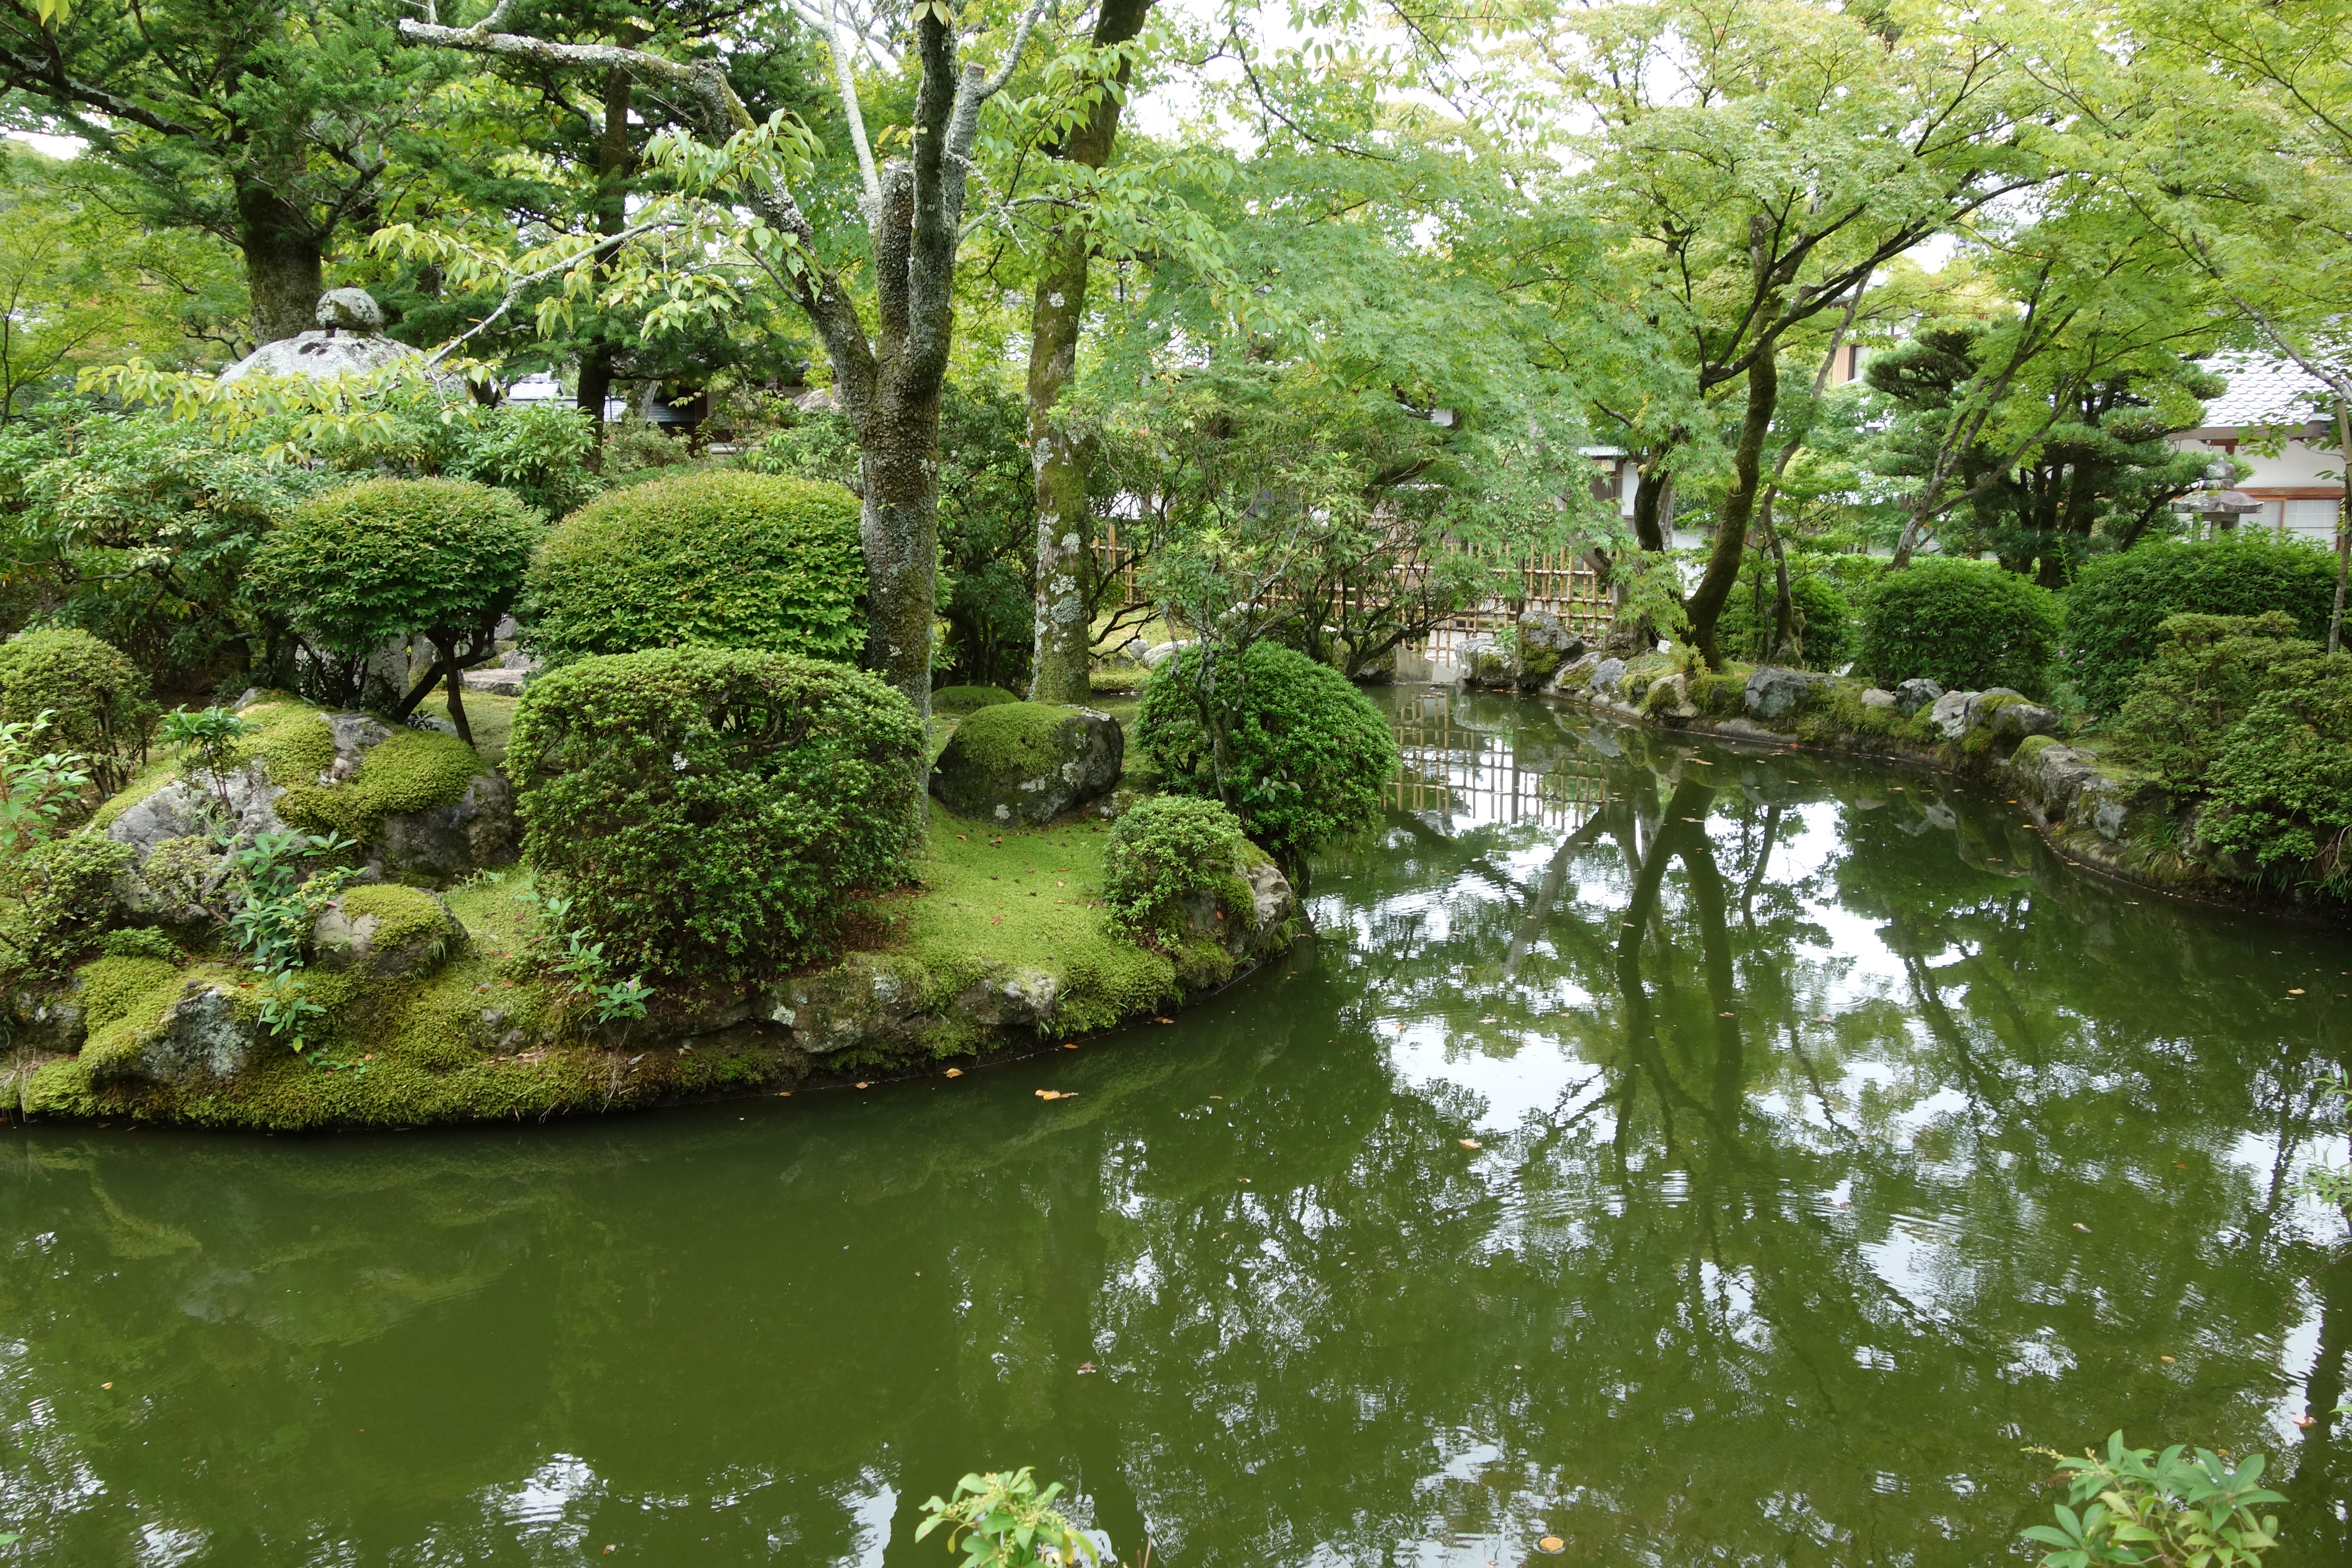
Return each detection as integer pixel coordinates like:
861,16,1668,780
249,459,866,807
101,697,514,889
1689,672,1747,719
312,885,464,978
933,684,1020,711
930,701,1124,825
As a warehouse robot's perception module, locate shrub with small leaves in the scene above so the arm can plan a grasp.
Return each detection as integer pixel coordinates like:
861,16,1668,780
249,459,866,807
523,469,865,669
1857,559,2062,696
2065,536,2338,714
2113,613,2341,793
505,646,926,985
1100,795,1252,944
1136,641,1398,875
0,628,157,796
0,832,135,975
2202,676,2352,894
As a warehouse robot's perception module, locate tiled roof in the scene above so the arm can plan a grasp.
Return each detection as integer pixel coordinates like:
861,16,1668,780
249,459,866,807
2198,351,2342,430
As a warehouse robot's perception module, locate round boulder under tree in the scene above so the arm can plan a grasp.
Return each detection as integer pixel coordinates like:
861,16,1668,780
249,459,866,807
930,701,1124,825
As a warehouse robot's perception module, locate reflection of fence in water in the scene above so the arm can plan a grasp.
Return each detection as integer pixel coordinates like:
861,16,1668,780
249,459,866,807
1387,701,1610,830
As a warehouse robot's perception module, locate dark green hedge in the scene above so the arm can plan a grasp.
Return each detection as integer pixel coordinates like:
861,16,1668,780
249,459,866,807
524,470,864,668
2064,537,2338,714
505,646,926,984
1857,559,2063,696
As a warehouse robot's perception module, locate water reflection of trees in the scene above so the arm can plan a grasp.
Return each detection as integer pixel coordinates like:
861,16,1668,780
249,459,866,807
2,704,2349,1564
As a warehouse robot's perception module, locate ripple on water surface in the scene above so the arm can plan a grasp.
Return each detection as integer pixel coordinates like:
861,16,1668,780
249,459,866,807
3,687,2349,1565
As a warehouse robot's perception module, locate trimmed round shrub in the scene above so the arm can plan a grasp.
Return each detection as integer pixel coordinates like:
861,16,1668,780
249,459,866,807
2064,537,2338,714
1857,559,2062,696
524,470,864,668
252,478,541,658
932,684,1019,711
1135,641,1399,870
0,628,157,796
1101,795,1253,944
505,646,925,984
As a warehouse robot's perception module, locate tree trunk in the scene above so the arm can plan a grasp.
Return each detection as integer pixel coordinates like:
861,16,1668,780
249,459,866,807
1026,0,1154,705
1631,460,1672,553
1687,349,1780,668
576,67,635,452
235,179,324,345
2334,397,2352,655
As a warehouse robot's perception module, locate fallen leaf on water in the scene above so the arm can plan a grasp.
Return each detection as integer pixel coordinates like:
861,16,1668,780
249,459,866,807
777,1090,791,1097
101,1382,112,1390
944,1068,963,1078
1154,1016,1174,1024
2073,1222,2092,1233
1718,1011,1735,1018
1209,1094,1223,1099
2161,1355,2176,1363
1459,1139,1482,1150
2299,1415,2317,1428
1077,1361,1097,1374
1063,1042,1078,1050
2290,988,2306,996
855,1081,871,1089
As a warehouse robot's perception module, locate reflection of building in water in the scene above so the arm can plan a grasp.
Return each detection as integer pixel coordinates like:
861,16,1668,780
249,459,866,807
1387,691,1609,830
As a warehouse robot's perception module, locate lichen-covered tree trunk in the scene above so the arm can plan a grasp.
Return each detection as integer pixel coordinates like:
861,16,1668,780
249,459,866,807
1685,348,1780,668
575,67,636,450
1027,233,1096,705
858,387,944,720
235,179,324,345
1026,0,1153,705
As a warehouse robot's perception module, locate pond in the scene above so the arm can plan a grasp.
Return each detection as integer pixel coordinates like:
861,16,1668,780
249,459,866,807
4,687,2350,1566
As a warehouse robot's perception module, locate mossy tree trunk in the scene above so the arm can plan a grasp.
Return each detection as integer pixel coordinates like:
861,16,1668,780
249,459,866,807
1025,0,1153,706
1686,346,1780,669
235,178,325,346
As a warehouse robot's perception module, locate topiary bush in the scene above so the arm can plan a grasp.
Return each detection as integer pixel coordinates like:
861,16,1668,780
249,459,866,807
505,646,926,985
250,477,539,742
0,628,159,796
1135,641,1399,874
524,470,864,670
2112,613,2337,793
2064,537,2338,714
1857,559,2062,696
1099,795,1254,944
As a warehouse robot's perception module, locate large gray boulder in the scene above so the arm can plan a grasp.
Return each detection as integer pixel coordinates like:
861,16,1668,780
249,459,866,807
1984,701,2062,742
1744,666,1831,721
1893,677,1944,716
1926,689,1975,740
1588,656,1628,699
930,702,1124,825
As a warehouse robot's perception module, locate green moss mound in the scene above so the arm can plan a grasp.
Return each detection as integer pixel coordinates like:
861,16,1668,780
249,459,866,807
933,684,1019,710
524,470,864,668
2065,537,2340,714
275,729,481,840
337,883,456,955
943,701,1077,776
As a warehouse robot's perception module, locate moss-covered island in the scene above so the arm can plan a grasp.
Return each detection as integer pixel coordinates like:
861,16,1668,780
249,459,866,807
3,690,1306,1131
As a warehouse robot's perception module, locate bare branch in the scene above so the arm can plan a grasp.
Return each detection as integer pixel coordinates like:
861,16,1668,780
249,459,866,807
823,0,883,217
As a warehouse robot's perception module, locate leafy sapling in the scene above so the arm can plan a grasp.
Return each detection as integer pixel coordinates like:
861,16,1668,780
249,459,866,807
2020,1433,2281,1568
915,1469,1099,1568
157,706,257,827
524,891,653,1025
0,713,92,851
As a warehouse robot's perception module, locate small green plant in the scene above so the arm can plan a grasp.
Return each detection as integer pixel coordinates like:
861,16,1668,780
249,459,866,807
915,1469,1099,1568
0,713,92,850
524,891,653,1024
97,926,179,960
2021,1433,2281,1567
157,706,257,824
0,831,135,974
1100,795,1251,944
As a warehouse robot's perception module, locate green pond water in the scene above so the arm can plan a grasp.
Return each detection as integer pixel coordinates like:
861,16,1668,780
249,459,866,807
6,688,2352,1566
